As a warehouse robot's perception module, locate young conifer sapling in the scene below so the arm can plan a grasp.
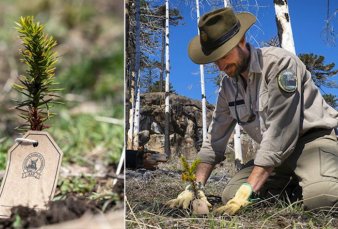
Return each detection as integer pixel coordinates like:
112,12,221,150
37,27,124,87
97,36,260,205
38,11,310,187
13,16,60,131
180,156,209,214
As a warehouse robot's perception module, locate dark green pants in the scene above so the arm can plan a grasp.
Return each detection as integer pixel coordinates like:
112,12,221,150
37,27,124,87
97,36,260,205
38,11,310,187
222,129,338,210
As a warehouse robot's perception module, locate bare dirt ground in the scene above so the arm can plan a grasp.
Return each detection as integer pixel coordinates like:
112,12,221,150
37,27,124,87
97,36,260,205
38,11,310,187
126,156,337,228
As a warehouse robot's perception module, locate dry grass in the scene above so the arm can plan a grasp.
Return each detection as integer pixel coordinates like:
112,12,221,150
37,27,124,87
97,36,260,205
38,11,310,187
125,158,338,229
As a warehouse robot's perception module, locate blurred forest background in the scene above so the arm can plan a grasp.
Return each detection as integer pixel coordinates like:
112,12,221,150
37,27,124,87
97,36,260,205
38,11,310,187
0,0,124,171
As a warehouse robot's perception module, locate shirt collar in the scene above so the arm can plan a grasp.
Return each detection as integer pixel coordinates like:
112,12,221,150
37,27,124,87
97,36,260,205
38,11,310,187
248,44,262,74
226,44,262,82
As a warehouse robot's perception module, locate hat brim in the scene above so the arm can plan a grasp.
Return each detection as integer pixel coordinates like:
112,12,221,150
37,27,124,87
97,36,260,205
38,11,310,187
188,12,256,64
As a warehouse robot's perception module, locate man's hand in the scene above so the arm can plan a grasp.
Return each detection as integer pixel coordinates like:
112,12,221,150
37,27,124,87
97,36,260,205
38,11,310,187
215,165,273,215
214,183,252,215
166,185,211,209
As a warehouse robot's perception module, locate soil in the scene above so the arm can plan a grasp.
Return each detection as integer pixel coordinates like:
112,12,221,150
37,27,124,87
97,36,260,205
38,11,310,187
0,166,124,228
126,158,338,228
0,196,96,228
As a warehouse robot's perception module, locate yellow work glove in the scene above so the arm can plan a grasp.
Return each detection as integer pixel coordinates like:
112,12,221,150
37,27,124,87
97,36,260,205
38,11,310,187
166,183,211,209
214,183,253,215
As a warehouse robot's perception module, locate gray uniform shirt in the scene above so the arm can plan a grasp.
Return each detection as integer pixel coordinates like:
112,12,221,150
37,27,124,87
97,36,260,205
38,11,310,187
198,44,338,167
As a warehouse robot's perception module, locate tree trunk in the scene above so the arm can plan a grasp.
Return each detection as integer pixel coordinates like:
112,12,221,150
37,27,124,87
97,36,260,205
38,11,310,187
126,0,135,150
133,0,142,150
133,70,141,148
160,17,165,92
234,123,243,170
127,71,136,150
195,0,207,142
128,0,141,150
125,0,130,149
164,0,171,157
274,0,296,54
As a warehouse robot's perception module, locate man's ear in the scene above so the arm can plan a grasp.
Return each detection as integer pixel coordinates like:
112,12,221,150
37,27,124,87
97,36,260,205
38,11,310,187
238,36,246,48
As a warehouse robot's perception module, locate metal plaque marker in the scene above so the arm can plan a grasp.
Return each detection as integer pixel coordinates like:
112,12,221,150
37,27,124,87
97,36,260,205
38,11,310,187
0,131,63,218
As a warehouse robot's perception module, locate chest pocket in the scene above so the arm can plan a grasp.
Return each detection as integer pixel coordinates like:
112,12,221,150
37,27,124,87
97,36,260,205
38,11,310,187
228,100,252,122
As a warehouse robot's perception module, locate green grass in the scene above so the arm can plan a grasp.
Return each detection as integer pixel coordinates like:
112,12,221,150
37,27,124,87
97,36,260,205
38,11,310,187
57,175,97,197
57,50,124,101
126,161,338,229
0,107,124,169
49,110,123,166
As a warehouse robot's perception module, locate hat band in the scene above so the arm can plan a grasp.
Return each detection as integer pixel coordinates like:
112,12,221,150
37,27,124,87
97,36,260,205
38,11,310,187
201,21,241,55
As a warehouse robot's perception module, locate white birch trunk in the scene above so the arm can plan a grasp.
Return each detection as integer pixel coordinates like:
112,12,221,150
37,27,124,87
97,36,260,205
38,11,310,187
127,71,135,149
164,0,171,157
130,0,141,150
234,124,243,169
233,126,243,168
133,70,141,148
195,0,207,142
160,17,165,92
274,0,296,54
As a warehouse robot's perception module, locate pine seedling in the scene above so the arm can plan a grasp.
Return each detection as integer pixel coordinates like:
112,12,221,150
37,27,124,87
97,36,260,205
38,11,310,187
13,16,60,131
180,155,201,199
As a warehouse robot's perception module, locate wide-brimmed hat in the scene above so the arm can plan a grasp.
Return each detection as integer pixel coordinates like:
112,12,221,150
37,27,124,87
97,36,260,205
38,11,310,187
188,7,256,64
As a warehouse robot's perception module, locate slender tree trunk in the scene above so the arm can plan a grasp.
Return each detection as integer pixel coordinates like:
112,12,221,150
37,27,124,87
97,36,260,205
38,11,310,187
126,0,133,150
125,0,129,149
133,0,142,150
164,0,171,157
234,123,243,170
274,0,296,54
129,0,141,150
160,18,165,92
195,0,207,142
133,69,141,148
127,70,135,149
126,0,134,150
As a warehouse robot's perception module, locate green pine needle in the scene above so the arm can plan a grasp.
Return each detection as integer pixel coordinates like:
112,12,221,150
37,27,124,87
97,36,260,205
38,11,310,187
180,155,201,198
14,16,61,131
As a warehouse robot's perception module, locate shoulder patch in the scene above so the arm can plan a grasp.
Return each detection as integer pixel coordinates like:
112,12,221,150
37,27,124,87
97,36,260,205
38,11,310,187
278,69,297,93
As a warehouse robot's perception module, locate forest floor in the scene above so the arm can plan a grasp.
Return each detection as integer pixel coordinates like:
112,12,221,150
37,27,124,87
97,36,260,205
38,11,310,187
126,156,338,229
0,172,124,228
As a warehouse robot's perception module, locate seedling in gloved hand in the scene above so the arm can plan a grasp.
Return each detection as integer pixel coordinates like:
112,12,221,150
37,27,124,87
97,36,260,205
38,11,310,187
180,156,210,215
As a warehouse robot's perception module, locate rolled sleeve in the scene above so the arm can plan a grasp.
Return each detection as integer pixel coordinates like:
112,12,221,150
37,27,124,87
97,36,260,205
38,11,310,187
198,80,236,165
255,55,301,167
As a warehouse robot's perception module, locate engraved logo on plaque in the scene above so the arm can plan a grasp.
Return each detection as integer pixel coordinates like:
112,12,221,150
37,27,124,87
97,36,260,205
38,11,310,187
22,152,45,179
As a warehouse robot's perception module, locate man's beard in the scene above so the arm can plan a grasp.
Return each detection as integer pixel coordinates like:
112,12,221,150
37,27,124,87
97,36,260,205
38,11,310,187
235,46,249,75
224,46,249,78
